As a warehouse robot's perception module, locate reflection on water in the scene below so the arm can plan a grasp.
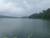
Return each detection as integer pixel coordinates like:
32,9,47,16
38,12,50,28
0,18,50,38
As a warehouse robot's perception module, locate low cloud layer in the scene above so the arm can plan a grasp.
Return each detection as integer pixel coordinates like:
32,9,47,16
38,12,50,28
0,0,50,17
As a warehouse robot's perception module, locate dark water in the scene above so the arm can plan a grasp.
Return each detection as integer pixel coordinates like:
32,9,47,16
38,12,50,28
0,18,50,38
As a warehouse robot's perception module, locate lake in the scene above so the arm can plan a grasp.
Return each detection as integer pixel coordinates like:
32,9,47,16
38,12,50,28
0,18,50,38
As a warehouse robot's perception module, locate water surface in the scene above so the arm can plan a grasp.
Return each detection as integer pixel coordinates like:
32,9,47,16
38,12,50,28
0,18,50,38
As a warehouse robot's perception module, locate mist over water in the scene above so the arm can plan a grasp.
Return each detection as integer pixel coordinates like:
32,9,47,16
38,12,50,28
0,0,50,38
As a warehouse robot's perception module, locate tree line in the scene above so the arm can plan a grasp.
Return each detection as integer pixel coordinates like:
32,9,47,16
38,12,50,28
29,8,50,19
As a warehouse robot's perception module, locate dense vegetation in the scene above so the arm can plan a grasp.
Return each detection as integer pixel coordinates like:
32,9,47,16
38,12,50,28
29,8,50,19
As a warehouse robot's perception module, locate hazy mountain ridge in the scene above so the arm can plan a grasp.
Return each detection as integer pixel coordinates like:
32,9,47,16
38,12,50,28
29,8,50,19
0,15,17,18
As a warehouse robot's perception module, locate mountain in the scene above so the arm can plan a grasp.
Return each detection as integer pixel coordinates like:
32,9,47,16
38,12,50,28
29,8,50,19
0,15,17,18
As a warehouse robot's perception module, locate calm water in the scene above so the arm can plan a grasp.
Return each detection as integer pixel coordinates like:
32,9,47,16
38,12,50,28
0,18,50,38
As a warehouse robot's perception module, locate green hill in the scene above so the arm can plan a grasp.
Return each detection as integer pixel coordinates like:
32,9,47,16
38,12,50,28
29,8,50,19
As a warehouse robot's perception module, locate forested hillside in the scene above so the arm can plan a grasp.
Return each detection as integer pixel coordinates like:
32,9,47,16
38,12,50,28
29,8,50,19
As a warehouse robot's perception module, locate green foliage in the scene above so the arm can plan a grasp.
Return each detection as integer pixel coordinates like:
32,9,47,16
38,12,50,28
29,8,50,19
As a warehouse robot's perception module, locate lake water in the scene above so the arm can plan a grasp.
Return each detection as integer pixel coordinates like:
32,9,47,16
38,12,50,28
0,18,50,38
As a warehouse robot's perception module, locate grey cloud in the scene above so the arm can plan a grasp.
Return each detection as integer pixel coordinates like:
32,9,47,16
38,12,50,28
0,0,50,17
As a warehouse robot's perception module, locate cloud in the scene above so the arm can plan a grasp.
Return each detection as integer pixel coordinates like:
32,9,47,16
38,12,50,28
0,0,50,17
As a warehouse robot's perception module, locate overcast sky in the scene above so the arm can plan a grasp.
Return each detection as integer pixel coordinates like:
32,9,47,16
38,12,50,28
0,0,50,17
